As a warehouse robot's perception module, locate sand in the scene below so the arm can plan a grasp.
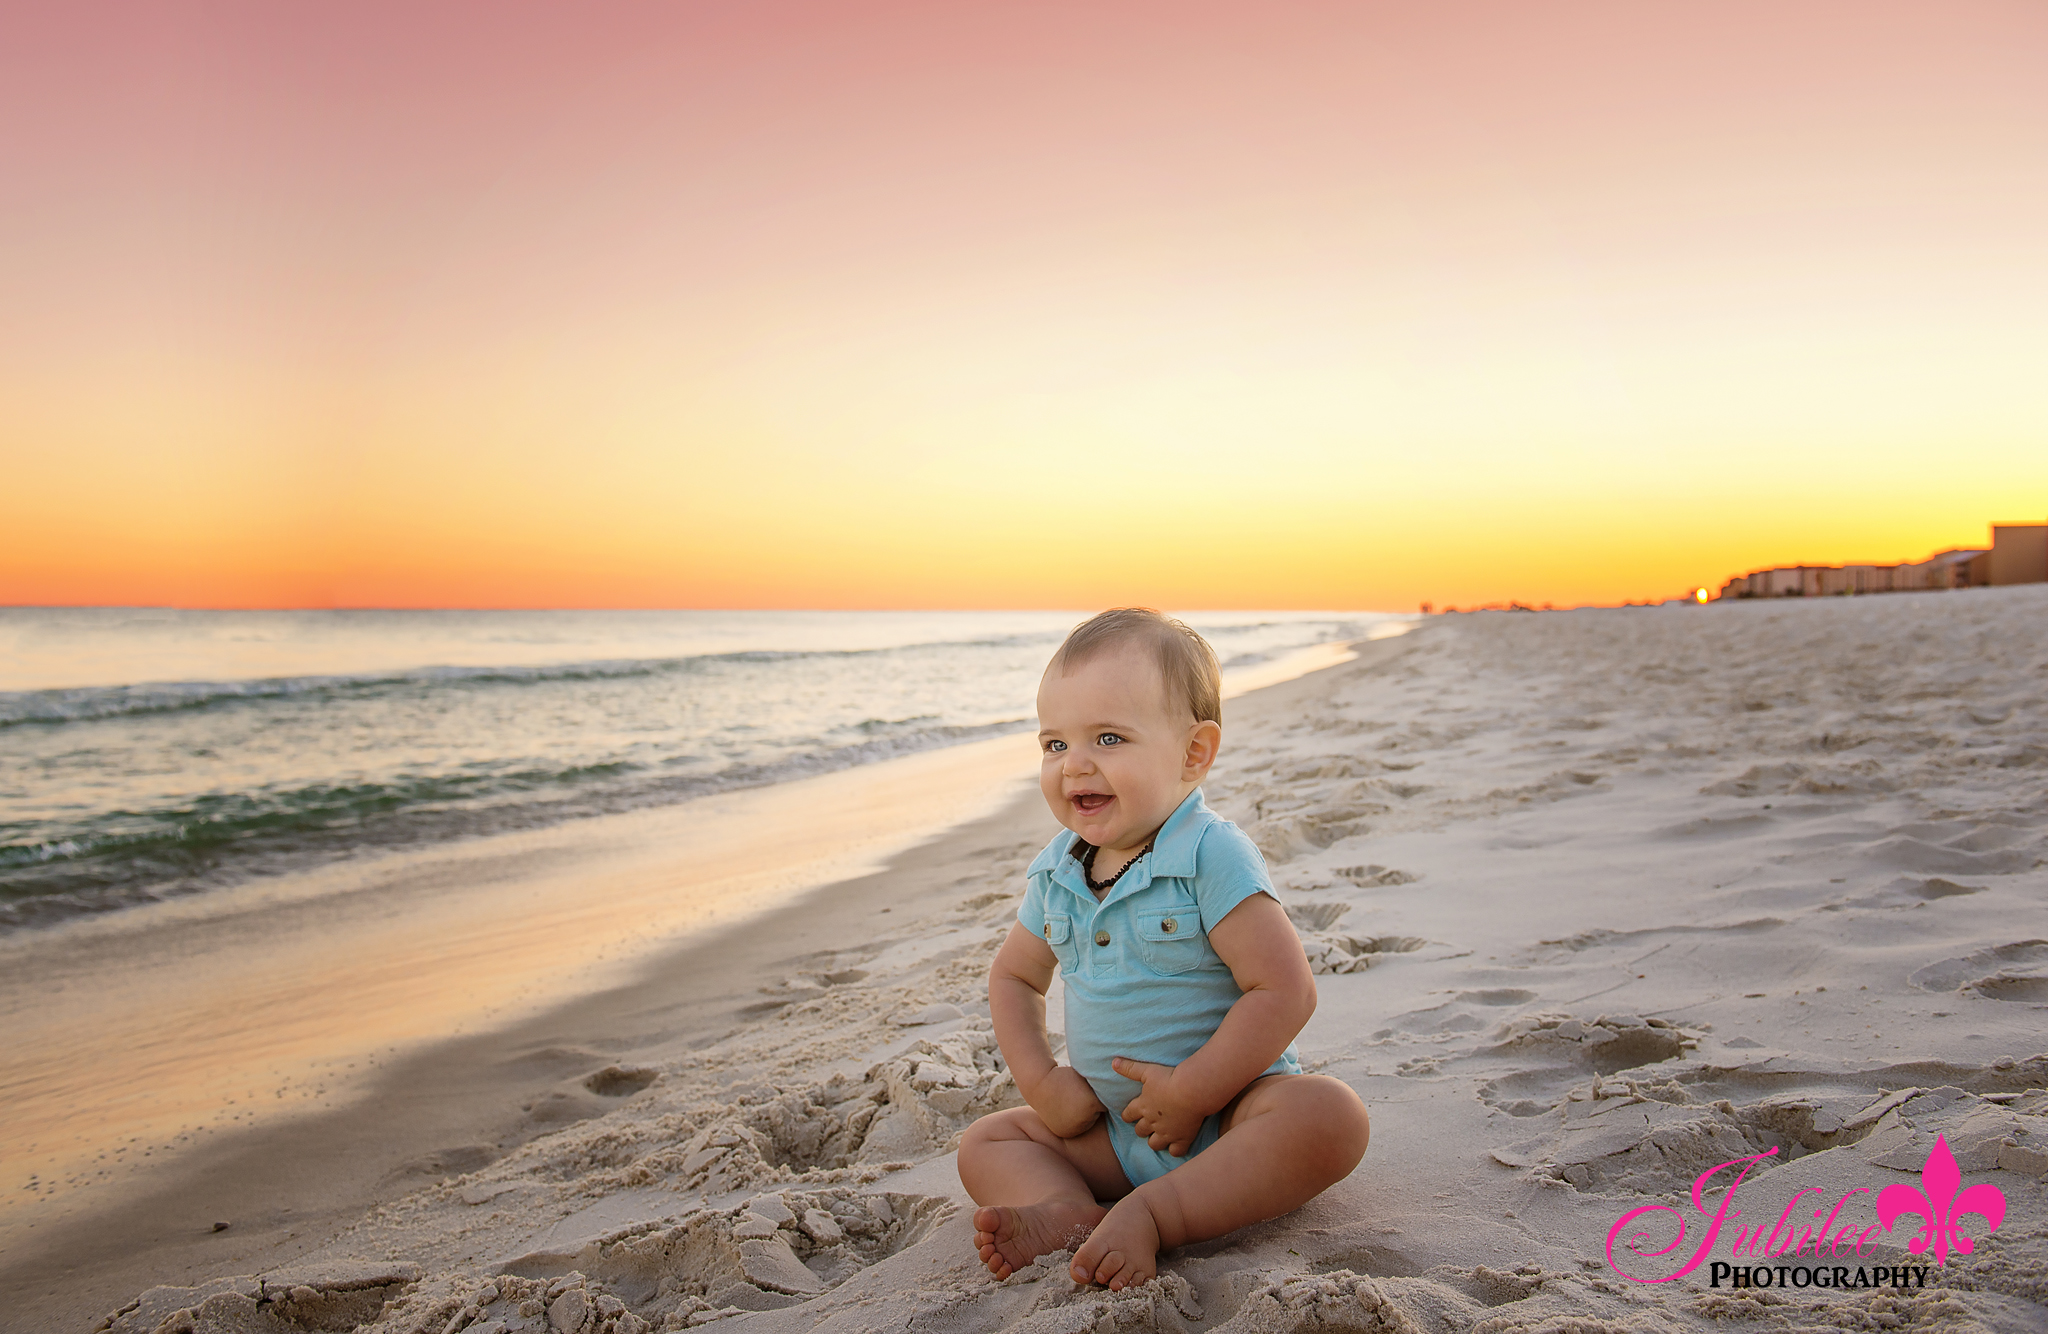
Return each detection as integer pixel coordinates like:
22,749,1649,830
15,592,2048,1332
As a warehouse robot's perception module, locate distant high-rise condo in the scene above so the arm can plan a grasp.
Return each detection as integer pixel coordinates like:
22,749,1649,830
1989,524,2048,586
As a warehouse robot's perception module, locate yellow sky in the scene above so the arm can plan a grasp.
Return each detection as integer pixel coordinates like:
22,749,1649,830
4,2,2045,609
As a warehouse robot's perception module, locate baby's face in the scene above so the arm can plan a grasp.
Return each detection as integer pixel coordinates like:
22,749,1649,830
1035,645,1217,855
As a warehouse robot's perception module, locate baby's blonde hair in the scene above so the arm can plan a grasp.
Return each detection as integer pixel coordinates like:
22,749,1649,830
1049,608,1222,724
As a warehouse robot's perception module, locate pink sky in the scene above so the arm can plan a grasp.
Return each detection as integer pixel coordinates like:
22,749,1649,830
4,2,2044,608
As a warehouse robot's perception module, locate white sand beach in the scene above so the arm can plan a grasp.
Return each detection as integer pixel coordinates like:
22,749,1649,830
16,591,2048,1332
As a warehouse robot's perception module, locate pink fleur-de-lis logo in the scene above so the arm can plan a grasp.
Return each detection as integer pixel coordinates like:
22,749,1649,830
1875,1134,2007,1267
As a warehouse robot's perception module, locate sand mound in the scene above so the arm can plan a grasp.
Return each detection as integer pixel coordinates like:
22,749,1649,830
448,1189,950,1330
94,1265,421,1334
1206,1270,1421,1332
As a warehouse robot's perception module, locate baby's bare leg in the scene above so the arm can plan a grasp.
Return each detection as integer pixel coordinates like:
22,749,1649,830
957,1107,1131,1279
1071,1074,1370,1290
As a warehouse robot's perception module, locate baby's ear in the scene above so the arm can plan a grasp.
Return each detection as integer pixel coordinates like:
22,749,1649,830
1182,719,1222,780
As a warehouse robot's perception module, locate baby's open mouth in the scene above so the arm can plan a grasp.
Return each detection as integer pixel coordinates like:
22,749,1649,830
1070,792,1113,815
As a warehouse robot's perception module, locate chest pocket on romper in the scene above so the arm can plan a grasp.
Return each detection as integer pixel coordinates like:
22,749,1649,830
1134,899,1206,975
1042,913,1078,973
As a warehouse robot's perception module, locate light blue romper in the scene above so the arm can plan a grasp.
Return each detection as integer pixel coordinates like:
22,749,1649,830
1019,789,1300,1187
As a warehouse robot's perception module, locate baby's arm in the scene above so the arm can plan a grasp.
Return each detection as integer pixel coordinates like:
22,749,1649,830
1114,892,1315,1154
988,923,1109,1139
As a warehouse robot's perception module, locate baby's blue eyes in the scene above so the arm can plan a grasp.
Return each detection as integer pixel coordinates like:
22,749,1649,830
1042,734,1125,753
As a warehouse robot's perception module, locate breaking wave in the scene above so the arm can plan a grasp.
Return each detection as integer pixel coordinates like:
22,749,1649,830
0,718,1028,930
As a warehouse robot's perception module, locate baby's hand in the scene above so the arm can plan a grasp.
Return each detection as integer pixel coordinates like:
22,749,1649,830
1029,1065,1108,1140
1112,1056,1207,1156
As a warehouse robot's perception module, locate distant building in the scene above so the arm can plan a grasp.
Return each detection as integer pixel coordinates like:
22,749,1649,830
1990,523,2048,586
1910,548,1993,590
1713,522,2043,599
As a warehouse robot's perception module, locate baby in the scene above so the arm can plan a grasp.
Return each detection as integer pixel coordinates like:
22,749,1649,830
958,609,1371,1291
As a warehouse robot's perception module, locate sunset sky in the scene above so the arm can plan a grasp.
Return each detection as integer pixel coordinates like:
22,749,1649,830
3,2,2044,610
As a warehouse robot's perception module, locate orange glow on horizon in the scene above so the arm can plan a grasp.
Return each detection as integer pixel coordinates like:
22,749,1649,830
3,2,2045,611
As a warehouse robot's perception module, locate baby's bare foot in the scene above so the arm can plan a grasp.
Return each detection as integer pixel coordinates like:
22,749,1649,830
1070,1195,1162,1291
972,1201,1107,1280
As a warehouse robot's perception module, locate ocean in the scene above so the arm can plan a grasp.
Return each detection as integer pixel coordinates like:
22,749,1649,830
0,608,1393,931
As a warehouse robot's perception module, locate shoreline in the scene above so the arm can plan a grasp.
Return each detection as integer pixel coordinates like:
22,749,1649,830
0,783,1059,1332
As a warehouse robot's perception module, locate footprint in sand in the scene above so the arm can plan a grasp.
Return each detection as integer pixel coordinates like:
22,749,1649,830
1483,1013,1695,1075
1283,901,1350,932
1332,863,1419,886
582,1065,658,1097
1299,930,1428,975
1850,876,1987,907
389,1143,497,1180
1457,988,1536,1006
1909,941,2048,1000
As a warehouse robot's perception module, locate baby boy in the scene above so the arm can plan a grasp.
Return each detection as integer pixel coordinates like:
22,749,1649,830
958,609,1371,1291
